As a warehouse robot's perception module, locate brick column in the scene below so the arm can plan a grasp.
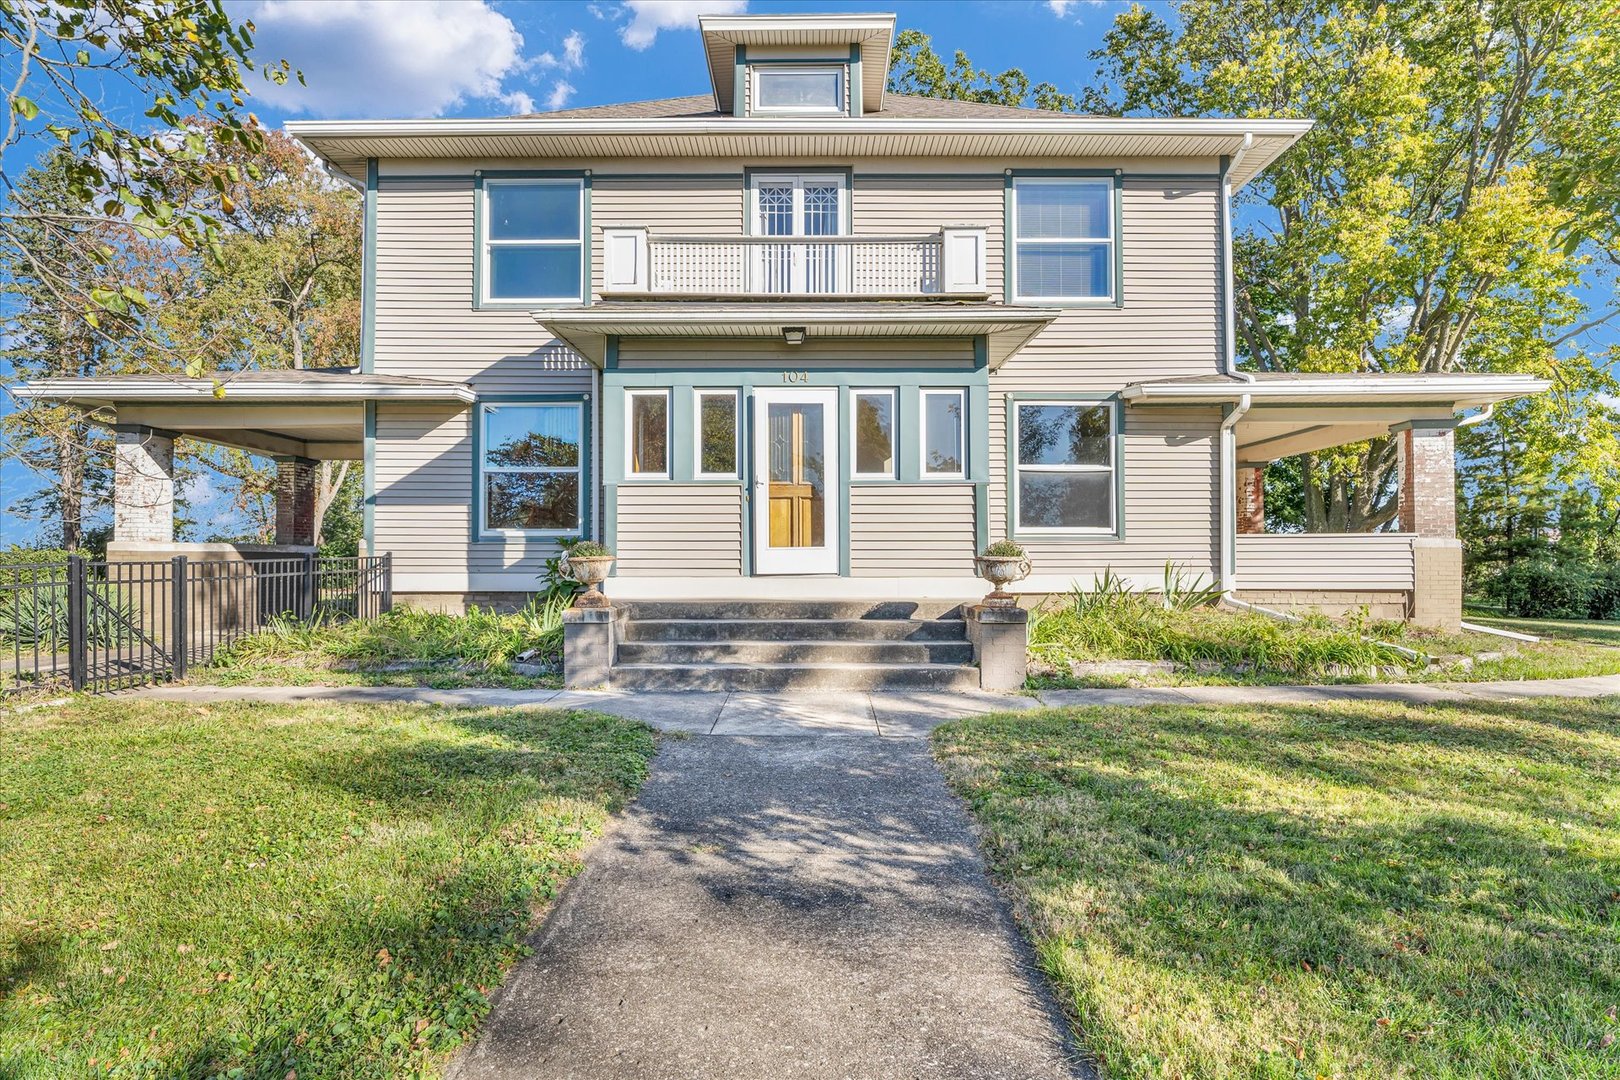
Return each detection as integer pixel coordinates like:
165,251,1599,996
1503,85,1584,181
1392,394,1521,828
1397,424,1462,629
113,425,175,543
274,456,319,547
1236,466,1265,533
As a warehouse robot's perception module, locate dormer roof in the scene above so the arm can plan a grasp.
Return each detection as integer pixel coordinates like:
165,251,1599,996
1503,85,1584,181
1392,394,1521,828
699,12,895,114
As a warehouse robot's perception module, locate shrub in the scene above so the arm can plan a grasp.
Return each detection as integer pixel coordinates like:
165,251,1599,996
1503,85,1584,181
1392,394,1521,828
568,540,614,559
980,540,1027,559
1585,564,1620,621
1489,558,1594,619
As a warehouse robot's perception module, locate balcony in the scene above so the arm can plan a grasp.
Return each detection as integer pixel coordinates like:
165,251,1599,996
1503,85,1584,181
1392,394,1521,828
601,226,988,300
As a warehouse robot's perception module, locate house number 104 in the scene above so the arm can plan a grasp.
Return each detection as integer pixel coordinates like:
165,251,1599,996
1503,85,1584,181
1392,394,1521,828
781,370,809,383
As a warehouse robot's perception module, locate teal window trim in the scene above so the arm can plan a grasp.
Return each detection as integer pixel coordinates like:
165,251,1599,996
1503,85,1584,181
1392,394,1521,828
732,44,746,117
1004,392,1126,543
471,394,592,543
361,159,377,374
848,44,863,116
362,401,376,553
472,170,591,311
1005,169,1125,309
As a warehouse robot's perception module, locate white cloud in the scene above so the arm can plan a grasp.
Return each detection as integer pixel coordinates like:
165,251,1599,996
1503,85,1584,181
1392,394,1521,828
501,90,537,114
619,0,746,51
238,0,530,118
538,29,586,71
544,81,577,111
1046,0,1106,17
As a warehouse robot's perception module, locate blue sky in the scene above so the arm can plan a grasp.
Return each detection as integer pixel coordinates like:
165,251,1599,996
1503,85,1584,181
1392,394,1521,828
2,0,1135,547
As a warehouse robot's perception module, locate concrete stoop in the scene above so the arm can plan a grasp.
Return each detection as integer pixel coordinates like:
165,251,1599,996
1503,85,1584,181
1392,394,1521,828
608,599,983,691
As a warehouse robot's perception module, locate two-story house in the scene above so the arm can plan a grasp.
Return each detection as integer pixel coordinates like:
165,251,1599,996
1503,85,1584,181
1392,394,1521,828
18,12,1546,687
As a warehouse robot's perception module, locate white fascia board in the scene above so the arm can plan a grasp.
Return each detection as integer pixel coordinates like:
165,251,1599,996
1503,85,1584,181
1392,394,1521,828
12,380,475,403
285,115,1312,141
1121,376,1550,403
530,307,1060,329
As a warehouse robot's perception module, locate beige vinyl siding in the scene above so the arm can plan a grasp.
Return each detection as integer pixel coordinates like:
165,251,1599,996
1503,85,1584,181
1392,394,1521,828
615,485,744,577
851,174,1003,288
991,404,1220,579
373,403,568,587
849,484,977,576
995,179,1221,391
374,179,591,391
1236,534,1416,590
616,338,975,366
589,175,743,296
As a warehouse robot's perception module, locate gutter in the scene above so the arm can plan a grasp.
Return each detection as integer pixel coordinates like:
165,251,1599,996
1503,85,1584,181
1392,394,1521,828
1218,373,1254,594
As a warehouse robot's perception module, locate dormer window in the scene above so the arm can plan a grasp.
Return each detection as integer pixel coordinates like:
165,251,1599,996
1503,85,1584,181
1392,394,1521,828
752,65,845,116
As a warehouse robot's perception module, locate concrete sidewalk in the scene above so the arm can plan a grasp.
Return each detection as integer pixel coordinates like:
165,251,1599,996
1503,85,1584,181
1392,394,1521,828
134,672,1620,736
445,735,1087,1080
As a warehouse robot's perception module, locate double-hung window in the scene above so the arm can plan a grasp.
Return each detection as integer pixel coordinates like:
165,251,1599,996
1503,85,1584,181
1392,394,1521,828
1013,401,1116,534
1011,177,1115,302
480,402,583,535
480,178,584,304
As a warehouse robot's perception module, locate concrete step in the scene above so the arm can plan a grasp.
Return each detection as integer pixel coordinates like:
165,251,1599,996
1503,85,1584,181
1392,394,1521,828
620,617,968,644
618,599,968,622
608,661,983,692
615,639,975,666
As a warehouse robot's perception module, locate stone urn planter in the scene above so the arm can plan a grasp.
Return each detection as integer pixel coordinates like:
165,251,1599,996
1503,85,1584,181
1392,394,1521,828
973,542,1031,608
562,543,616,608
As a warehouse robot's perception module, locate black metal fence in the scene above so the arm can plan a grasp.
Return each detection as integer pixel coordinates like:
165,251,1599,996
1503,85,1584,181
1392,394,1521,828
0,553,392,695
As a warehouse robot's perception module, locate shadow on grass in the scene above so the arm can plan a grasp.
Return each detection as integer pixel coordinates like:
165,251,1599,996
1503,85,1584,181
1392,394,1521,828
937,698,1620,1076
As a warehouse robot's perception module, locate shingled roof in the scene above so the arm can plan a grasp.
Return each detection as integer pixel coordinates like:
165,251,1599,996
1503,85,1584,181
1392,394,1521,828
520,93,1078,121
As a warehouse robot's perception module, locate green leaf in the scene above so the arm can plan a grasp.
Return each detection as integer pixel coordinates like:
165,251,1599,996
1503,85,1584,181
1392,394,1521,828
13,96,39,121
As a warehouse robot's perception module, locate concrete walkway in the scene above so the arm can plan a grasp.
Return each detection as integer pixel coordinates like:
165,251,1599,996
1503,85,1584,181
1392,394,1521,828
135,672,1620,736
446,734,1086,1080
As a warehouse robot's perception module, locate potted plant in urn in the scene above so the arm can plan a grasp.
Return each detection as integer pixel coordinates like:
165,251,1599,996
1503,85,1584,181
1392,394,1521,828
974,540,1030,607
562,541,616,607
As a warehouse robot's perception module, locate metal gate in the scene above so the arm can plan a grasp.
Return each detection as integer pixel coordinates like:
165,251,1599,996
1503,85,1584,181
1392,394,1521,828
1,553,392,695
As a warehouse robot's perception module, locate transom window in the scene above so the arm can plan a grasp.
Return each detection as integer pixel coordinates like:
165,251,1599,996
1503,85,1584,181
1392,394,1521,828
752,65,844,115
1014,401,1116,534
1011,177,1115,302
480,403,583,535
480,178,584,304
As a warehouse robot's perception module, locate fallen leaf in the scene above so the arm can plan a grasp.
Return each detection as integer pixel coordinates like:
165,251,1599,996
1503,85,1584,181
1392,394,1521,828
376,948,392,967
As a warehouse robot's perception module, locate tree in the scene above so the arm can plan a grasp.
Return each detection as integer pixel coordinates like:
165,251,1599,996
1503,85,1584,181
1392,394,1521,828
887,30,1078,111
1084,1,1620,532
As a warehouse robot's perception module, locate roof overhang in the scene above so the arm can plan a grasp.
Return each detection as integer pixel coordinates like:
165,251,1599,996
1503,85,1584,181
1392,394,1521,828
1121,374,1549,411
529,303,1059,369
285,117,1311,190
700,13,895,115
10,374,475,408
1120,373,1550,464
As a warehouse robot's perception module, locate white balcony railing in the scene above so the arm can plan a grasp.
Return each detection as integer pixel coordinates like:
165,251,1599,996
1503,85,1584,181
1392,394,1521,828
601,226,988,299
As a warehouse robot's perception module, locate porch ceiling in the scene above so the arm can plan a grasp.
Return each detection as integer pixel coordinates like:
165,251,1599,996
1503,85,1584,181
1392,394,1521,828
9,367,475,461
1120,371,1551,465
530,301,1060,369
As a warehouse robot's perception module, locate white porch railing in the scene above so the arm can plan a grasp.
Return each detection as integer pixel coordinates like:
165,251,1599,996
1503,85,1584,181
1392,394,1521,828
1235,533,1417,591
601,226,988,299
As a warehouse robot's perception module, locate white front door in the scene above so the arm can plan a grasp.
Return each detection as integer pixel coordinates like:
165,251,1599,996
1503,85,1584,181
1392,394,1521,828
752,387,839,575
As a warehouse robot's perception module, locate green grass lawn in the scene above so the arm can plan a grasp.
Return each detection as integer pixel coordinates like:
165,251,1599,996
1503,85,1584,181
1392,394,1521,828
0,698,654,1078
196,602,568,690
1465,614,1620,648
935,697,1620,1079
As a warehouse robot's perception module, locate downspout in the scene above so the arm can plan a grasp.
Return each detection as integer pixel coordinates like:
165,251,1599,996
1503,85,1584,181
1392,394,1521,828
1217,132,1256,594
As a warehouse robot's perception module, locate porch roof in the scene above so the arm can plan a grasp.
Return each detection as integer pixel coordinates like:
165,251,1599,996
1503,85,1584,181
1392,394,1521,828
9,367,475,462
529,301,1060,369
1121,371,1551,463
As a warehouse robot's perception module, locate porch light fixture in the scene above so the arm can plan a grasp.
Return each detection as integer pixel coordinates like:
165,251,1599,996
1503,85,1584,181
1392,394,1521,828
782,326,806,345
